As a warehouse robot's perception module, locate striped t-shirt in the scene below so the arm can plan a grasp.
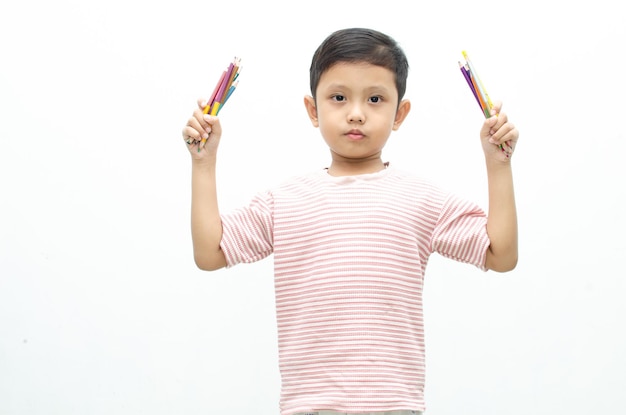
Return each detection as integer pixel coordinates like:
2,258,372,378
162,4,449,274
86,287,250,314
219,166,490,415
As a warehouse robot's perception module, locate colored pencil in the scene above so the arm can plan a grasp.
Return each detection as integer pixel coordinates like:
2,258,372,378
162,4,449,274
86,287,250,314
203,70,227,115
199,57,242,150
461,51,492,117
459,51,512,157
459,62,481,110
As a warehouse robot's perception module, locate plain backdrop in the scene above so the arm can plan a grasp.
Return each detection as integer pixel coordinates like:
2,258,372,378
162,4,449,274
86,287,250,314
1,1,625,414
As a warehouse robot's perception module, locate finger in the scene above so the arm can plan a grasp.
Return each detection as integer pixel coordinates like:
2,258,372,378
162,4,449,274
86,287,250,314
198,115,223,151
181,125,196,142
502,125,518,145
202,114,221,136
189,113,211,137
197,98,208,111
490,122,516,145
183,134,195,145
481,115,498,138
490,100,503,115
488,112,509,135
182,124,206,143
193,108,214,135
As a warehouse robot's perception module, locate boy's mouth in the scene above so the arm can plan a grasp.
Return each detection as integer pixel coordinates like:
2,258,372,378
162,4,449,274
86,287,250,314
346,129,365,140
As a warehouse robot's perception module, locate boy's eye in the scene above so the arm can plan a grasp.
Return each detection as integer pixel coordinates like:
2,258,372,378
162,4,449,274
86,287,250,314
369,96,381,103
332,95,346,102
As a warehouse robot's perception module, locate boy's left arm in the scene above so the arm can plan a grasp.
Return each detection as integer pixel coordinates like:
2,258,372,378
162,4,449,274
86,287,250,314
481,102,519,272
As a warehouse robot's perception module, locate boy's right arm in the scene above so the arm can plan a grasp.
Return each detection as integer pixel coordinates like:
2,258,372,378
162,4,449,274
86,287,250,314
182,100,228,271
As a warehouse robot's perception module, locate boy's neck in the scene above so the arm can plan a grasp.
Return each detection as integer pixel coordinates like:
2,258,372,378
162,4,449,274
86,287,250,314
326,160,389,177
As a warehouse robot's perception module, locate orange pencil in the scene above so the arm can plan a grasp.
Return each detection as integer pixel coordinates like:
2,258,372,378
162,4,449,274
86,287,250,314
469,68,490,118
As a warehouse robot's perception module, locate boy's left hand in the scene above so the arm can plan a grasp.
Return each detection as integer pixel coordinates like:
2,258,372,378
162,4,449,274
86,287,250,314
480,101,518,162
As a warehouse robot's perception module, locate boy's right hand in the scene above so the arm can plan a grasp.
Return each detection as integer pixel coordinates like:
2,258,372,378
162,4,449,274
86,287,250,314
181,98,223,159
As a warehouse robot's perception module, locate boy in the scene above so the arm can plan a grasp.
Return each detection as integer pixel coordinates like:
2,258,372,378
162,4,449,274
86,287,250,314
181,27,518,415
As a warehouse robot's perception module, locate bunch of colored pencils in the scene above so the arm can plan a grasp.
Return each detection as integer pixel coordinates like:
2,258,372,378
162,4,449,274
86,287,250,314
459,51,512,158
200,57,242,149
203,56,241,116
459,51,493,119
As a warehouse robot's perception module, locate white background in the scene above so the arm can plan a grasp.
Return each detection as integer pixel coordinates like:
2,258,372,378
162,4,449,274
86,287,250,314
1,1,625,414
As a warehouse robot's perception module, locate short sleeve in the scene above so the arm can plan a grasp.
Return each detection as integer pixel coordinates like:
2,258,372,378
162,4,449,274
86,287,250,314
430,193,490,271
219,191,274,267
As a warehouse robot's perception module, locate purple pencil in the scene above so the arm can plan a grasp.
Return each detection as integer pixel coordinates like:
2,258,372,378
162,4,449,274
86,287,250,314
459,61,481,109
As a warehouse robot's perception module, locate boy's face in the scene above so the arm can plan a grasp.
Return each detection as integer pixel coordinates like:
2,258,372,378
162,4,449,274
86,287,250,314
304,62,410,171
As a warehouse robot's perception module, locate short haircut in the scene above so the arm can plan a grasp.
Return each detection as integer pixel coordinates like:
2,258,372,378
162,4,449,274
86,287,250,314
309,28,409,104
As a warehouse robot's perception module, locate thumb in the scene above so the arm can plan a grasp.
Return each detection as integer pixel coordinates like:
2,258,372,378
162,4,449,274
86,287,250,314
203,114,222,136
490,100,502,116
481,114,498,138
197,98,208,111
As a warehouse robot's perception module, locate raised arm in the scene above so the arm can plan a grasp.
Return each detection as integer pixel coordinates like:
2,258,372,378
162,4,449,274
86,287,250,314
480,102,519,272
182,100,228,271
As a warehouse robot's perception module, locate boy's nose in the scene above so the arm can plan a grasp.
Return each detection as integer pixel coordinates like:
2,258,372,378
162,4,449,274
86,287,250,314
348,105,365,124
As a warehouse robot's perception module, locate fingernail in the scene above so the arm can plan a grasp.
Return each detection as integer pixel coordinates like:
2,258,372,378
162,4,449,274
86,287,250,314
203,132,209,139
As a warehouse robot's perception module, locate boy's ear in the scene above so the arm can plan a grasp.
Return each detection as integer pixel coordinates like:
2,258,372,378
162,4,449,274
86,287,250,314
392,99,411,131
304,95,319,127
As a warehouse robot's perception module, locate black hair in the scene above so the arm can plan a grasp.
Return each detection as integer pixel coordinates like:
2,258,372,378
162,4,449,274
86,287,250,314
309,28,409,103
